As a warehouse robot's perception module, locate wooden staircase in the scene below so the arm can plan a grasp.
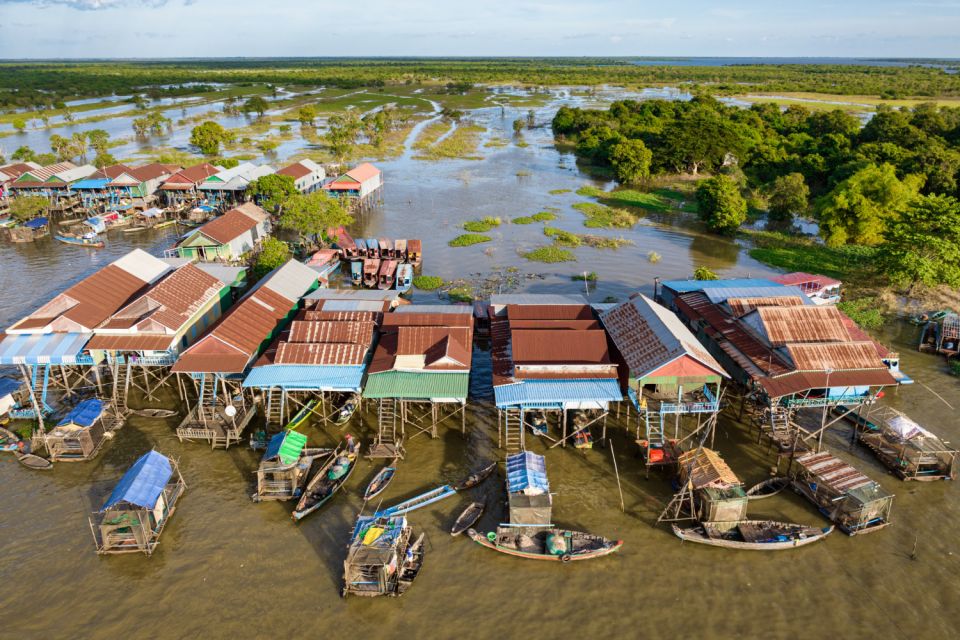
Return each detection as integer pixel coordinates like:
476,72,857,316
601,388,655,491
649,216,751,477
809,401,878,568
502,408,524,452
264,388,285,426
369,398,404,459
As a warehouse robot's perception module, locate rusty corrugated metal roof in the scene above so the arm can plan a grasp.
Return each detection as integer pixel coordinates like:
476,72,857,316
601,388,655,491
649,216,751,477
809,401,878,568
749,306,851,345
288,320,375,344
301,310,382,323
726,296,805,317
506,304,594,321
786,341,887,372
274,342,368,366
507,319,600,330
194,207,262,245
511,329,610,365
85,334,176,352
382,312,473,328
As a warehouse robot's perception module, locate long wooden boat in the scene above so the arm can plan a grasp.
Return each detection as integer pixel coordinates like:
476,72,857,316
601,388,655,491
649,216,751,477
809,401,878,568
451,501,484,536
354,238,368,258
671,521,833,550
123,225,150,234
396,263,413,293
364,464,397,501
292,440,358,521
453,462,496,490
365,238,380,258
407,239,422,266
350,260,363,286
17,452,53,470
377,259,398,290
746,477,789,500
376,484,458,517
378,238,394,259
363,258,380,288
55,234,104,249
287,399,318,431
394,239,408,261
335,394,359,425
467,527,623,562
397,532,425,595
153,219,177,230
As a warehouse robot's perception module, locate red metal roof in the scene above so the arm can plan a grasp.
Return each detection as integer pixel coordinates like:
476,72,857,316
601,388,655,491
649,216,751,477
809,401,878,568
506,304,594,321
193,207,261,245
382,312,473,328
288,320,375,344
770,272,842,288
160,163,219,190
301,310,383,323
346,162,380,182
511,329,610,364
85,334,176,352
274,342,368,366
276,162,313,179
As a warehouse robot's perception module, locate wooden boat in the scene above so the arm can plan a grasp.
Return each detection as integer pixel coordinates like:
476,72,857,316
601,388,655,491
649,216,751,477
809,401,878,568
292,437,358,521
363,258,380,288
397,532,425,595
123,224,150,234
55,234,104,249
354,238,368,258
17,452,53,470
335,394,359,425
1,425,20,452
671,521,834,550
746,477,789,500
153,219,177,230
365,238,380,258
407,239,422,266
453,462,496,490
396,263,413,293
451,501,484,536
376,484,457,517
467,527,623,562
377,259,398,290
364,464,397,501
287,399,318,431
394,239,408,261
335,230,357,258
350,260,363,286
378,238,394,259
129,408,179,419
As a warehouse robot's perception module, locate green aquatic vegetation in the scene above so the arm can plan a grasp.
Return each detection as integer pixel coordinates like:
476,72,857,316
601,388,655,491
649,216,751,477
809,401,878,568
449,233,492,247
648,251,662,263
549,189,572,195
572,202,638,229
572,272,598,282
413,275,443,290
463,216,501,232
512,216,534,224
743,230,875,281
837,297,886,330
531,211,558,222
583,235,632,249
447,287,474,303
543,227,582,247
522,246,577,263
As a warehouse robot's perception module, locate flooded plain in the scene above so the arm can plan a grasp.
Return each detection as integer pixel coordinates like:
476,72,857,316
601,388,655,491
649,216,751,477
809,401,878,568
1,89,959,639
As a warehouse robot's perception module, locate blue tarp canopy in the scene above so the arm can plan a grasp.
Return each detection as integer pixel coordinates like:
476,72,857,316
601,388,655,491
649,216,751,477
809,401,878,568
141,207,163,218
102,450,173,510
242,365,364,392
57,398,103,428
24,217,48,229
85,216,106,233
71,178,109,190
494,378,623,409
506,451,549,494
662,278,783,293
0,332,91,365
0,378,21,398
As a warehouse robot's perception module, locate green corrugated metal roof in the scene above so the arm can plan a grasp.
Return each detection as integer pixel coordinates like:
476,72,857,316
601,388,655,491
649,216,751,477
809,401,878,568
279,430,308,465
364,371,468,400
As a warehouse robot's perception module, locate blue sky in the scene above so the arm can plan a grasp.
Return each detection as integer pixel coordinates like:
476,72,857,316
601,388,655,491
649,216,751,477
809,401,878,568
0,0,958,59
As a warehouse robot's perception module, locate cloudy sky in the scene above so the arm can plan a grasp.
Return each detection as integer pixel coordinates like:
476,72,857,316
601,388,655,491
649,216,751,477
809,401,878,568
0,0,958,59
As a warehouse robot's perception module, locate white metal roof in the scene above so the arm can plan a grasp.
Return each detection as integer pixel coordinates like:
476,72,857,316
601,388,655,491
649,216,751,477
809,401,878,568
113,249,172,284
261,260,318,302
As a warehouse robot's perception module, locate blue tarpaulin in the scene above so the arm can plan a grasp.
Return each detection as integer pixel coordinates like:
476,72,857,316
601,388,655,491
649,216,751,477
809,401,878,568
102,450,173,510
506,451,549,494
57,398,103,428
24,217,48,229
0,378,21,398
85,216,106,233
141,207,163,218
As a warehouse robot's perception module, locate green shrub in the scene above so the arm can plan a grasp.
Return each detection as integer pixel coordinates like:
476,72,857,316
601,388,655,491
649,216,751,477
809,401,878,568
447,287,473,303
693,266,718,281
949,361,960,377
837,297,886,331
543,227,582,247
463,216,501,232
573,202,637,228
413,275,443,290
531,211,558,222
449,234,492,247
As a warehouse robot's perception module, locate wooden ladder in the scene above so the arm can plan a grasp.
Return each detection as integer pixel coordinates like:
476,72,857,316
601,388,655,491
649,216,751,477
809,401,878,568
264,388,285,426
503,409,523,452
645,410,664,446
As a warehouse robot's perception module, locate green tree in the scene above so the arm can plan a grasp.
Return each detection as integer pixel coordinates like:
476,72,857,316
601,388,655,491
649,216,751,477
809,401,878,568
298,105,318,126
248,174,298,212
253,238,291,279
325,112,362,164
696,175,747,235
11,118,26,132
280,191,354,240
49,134,71,161
243,96,269,118
817,163,920,247
94,151,118,167
11,146,36,162
609,139,652,184
9,195,48,222
69,132,88,162
767,172,809,220
190,121,231,156
693,266,719,280
512,119,524,136
877,194,960,292
86,129,111,158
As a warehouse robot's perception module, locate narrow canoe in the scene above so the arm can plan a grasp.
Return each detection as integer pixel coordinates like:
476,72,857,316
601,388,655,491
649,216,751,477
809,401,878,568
55,235,104,249
129,408,179,419
746,477,789,500
377,259,398,290
467,527,623,562
17,452,53,470
364,464,397,501
397,532,425,595
671,521,834,550
287,399,318,431
292,446,357,521
453,462,496,491
451,501,484,536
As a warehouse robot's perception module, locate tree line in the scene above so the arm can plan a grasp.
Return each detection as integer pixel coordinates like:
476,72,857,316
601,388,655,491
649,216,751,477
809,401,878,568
553,97,960,291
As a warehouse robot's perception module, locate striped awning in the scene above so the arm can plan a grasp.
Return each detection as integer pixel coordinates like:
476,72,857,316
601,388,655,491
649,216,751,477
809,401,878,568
0,332,91,365
494,378,623,409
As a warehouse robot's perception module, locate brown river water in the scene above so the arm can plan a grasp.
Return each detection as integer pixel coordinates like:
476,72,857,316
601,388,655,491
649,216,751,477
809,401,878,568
1,94,959,639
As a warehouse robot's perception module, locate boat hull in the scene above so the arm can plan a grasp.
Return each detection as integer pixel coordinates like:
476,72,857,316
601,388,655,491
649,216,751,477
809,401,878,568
671,522,833,550
467,528,623,562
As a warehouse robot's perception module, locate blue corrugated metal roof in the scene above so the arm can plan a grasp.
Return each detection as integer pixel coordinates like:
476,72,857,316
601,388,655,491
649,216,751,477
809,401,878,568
662,278,782,293
23,217,48,229
494,378,623,408
57,398,103,428
0,378,20,398
71,178,110,190
0,332,91,365
102,450,172,510
506,451,549,494
242,365,364,391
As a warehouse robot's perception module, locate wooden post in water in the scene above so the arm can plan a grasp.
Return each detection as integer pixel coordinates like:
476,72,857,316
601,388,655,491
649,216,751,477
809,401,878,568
610,441,625,513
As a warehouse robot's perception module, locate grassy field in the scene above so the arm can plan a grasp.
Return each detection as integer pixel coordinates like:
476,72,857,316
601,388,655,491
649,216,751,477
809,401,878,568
742,229,878,281
735,91,960,111
414,123,485,161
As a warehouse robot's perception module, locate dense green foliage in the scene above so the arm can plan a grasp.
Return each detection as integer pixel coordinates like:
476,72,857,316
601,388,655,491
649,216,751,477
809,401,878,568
463,216,501,232
744,230,877,280
253,238,290,279
767,172,809,220
247,174,298,212
693,266,719,280
279,191,353,239
696,175,747,234
522,246,577,262
837,297,885,330
190,121,232,156
817,164,920,246
449,233,492,247
9,195,48,222
876,194,960,291
413,275,443,290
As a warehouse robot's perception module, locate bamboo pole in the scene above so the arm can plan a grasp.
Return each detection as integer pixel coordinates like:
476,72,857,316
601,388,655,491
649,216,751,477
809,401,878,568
610,441,625,513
